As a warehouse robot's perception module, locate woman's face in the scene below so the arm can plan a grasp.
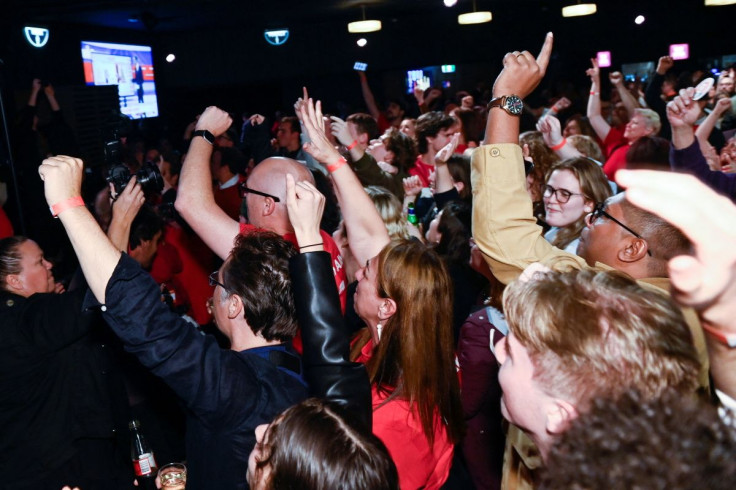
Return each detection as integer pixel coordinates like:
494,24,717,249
246,423,272,490
399,119,415,138
354,255,384,342
10,240,54,297
563,119,580,137
543,169,591,228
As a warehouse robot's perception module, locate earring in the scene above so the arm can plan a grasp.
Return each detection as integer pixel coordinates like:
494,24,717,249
376,322,383,342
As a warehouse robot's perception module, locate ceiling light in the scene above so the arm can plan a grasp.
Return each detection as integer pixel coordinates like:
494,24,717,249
444,0,458,6
634,15,645,24
357,38,367,47
458,0,492,25
165,53,175,62
705,0,736,5
562,3,597,17
348,6,382,33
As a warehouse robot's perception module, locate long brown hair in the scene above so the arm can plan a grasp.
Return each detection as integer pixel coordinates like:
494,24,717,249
368,239,464,444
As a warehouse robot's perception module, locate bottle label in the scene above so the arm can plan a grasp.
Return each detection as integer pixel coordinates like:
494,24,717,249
133,453,157,476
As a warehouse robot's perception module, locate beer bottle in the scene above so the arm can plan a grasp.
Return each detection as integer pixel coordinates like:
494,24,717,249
407,202,418,225
129,419,158,489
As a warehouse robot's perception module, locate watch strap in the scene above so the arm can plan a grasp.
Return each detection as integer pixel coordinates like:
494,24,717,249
192,129,215,145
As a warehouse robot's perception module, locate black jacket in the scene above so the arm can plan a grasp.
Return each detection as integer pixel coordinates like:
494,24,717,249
289,252,372,432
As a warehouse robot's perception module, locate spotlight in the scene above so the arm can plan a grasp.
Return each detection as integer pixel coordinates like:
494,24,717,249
444,0,458,6
635,15,645,24
458,0,492,25
705,0,736,5
165,53,176,63
357,38,367,47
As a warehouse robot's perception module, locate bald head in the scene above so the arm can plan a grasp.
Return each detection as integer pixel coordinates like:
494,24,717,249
245,157,314,233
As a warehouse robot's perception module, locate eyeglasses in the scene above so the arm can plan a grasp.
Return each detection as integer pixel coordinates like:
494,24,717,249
208,270,228,291
238,183,281,202
542,185,587,204
589,202,652,256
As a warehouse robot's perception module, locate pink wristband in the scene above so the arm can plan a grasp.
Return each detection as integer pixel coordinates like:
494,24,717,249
346,140,358,151
549,138,567,151
50,196,85,217
327,157,347,173
590,91,599,95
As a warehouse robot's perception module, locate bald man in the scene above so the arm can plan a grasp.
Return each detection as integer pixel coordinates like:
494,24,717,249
176,106,346,311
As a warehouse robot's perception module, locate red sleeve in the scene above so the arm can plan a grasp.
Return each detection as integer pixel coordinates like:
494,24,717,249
377,113,391,134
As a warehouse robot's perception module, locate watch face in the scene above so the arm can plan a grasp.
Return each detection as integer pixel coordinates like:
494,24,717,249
505,96,524,115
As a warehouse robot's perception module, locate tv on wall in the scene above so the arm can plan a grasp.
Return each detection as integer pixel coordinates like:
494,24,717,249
81,41,159,119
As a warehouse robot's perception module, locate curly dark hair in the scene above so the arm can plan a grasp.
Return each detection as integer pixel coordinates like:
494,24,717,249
221,231,297,342
540,388,736,490
383,128,417,173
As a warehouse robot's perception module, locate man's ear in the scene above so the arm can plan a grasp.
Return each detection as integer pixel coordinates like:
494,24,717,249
545,398,578,435
378,298,397,322
227,293,243,320
262,197,278,217
617,237,649,263
5,274,22,294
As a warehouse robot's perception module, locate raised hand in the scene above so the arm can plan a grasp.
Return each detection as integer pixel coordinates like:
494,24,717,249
493,32,553,99
293,86,309,122
299,97,343,167
329,116,354,147
44,83,56,98
32,78,42,92
435,132,460,163
585,57,600,82
461,95,474,109
38,156,84,209
402,175,423,198
617,169,736,332
609,71,624,86
196,106,232,137
111,176,145,221
666,87,701,128
285,173,325,249
551,96,571,113
536,115,563,148
249,114,265,126
656,55,674,75
714,97,733,116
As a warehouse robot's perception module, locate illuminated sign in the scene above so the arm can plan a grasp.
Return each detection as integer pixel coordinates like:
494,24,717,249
670,43,689,61
596,51,612,68
24,26,50,48
441,65,456,73
264,29,290,46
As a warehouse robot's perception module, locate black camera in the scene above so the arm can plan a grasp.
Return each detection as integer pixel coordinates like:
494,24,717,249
106,162,164,195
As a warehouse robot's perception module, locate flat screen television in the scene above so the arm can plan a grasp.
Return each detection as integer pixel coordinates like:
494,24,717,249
81,41,159,119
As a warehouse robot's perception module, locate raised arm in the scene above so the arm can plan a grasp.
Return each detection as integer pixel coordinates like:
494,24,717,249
285,175,372,431
106,177,144,252
358,72,382,121
38,156,120,302
617,169,736,401
537,115,583,159
609,71,639,119
299,97,389,265
586,59,611,142
696,98,731,146
434,132,460,194
473,33,585,284
175,106,240,259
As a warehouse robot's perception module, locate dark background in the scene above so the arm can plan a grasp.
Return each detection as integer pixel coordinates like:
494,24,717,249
0,0,734,143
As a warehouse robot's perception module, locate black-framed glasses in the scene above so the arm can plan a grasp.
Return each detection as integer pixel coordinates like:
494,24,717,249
542,185,587,204
238,183,281,202
208,270,228,291
589,202,652,256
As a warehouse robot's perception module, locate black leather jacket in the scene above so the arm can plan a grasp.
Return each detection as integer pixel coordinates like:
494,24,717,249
290,252,372,431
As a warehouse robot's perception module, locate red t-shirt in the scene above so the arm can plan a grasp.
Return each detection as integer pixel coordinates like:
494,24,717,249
213,176,245,221
410,157,435,188
602,126,630,182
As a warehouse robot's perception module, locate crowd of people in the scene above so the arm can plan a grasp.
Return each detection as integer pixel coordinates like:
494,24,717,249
2,30,736,490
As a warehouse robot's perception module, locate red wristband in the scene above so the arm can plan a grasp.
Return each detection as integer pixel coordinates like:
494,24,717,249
590,91,599,95
50,196,85,218
326,157,347,173
702,324,736,348
549,138,567,151
346,140,358,151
